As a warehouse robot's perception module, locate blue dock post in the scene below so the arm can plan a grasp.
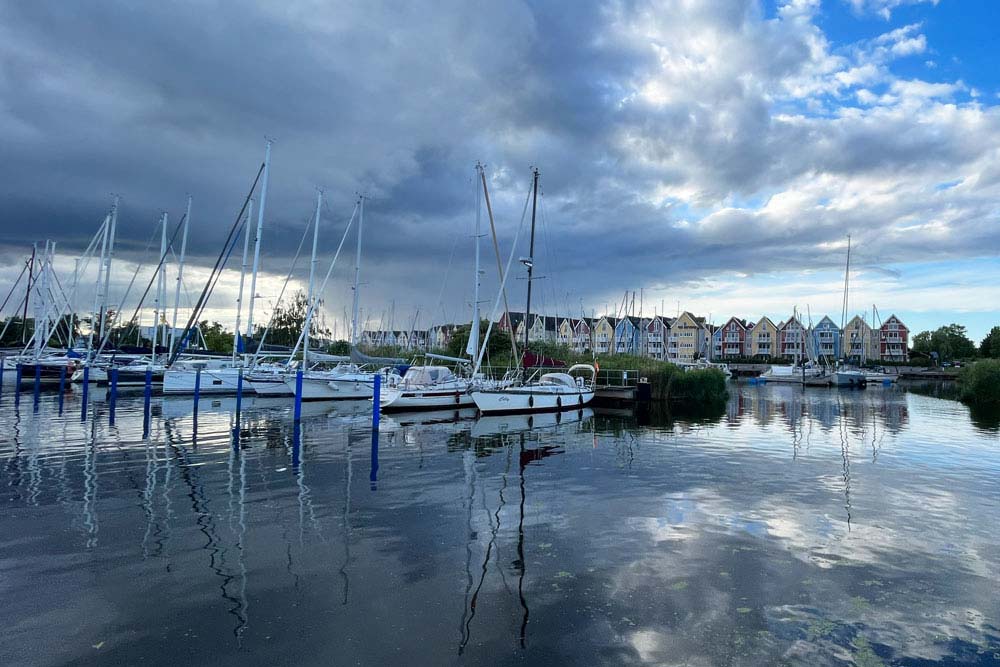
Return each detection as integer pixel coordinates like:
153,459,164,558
232,367,244,445
109,368,118,426
33,363,41,410
370,373,380,489
14,364,22,407
293,369,304,422
142,367,153,438
58,365,67,414
192,366,201,439
81,366,90,421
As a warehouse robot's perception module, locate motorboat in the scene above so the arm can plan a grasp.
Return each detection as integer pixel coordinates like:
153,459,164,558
380,365,477,411
760,363,825,384
834,368,867,387
472,364,596,415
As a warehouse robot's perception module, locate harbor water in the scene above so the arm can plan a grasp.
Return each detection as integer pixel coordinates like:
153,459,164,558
1,383,999,665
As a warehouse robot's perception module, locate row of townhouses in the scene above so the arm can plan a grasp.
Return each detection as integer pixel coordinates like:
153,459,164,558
361,312,909,363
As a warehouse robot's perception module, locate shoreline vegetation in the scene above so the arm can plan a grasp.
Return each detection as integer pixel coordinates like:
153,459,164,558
958,359,1000,407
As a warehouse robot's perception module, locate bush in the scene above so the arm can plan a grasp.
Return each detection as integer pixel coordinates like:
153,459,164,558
958,359,1000,406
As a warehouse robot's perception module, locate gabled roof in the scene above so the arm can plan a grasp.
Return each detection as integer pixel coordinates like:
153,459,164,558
813,315,838,328
749,316,777,331
880,314,907,328
721,316,748,331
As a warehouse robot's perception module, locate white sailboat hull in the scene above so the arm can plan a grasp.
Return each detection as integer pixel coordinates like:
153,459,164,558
288,376,374,401
471,388,594,414
162,368,252,395
380,387,476,411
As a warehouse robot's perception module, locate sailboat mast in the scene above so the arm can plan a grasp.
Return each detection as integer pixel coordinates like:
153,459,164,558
246,139,272,344
23,245,35,344
98,195,119,342
152,212,168,362
88,214,110,357
466,164,482,358
233,198,253,364
304,189,322,367
839,235,851,359
350,196,365,348
168,196,191,357
522,168,539,376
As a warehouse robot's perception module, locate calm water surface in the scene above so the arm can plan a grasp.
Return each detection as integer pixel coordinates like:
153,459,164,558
1,383,999,666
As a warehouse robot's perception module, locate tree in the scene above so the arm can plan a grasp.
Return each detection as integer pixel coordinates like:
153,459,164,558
254,290,330,349
980,326,1000,358
199,320,234,354
446,320,512,362
913,324,977,362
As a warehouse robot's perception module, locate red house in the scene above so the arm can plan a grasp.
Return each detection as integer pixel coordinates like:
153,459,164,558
879,314,909,362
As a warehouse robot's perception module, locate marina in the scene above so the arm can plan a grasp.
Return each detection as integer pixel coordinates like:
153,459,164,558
1,380,998,664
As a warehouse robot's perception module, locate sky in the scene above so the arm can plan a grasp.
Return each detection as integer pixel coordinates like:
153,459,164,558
1,0,998,342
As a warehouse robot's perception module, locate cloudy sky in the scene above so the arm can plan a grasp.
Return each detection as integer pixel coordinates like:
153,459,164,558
2,0,998,341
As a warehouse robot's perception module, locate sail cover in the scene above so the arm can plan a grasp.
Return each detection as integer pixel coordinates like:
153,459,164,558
522,350,564,368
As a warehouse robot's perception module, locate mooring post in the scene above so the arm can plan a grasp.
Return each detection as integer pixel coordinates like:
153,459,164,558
58,365,67,414
0,353,5,398
192,366,201,438
109,368,118,426
292,421,301,469
14,364,22,407
33,363,41,410
370,373,380,489
293,368,304,421
232,367,244,446
81,366,90,421
143,367,153,438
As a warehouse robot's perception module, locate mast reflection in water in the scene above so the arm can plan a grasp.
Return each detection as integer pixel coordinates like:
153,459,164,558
1,384,999,665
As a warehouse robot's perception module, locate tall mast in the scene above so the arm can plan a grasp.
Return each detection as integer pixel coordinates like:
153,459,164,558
480,165,518,362
303,189,323,367
32,242,49,359
23,245,35,344
87,214,110,357
98,195,119,342
350,196,365,348
246,139,272,344
839,235,851,359
466,164,482,358
233,198,253,364
168,196,192,357
152,213,168,362
522,168,539,377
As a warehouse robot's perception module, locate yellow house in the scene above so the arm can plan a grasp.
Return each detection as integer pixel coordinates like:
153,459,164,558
842,315,879,362
668,311,704,362
557,318,573,346
593,316,616,354
748,316,778,358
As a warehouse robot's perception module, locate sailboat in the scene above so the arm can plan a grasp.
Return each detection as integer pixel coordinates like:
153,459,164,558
380,163,491,412
288,194,387,401
834,236,867,388
471,169,596,415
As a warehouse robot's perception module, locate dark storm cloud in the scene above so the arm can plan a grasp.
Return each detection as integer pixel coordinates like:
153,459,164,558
1,0,998,324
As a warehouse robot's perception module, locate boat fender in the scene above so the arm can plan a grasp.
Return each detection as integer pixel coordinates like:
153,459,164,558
455,391,461,404
578,394,584,406
556,396,562,409
528,395,534,408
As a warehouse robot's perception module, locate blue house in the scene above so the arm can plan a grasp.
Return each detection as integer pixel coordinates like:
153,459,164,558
811,316,841,361
614,316,645,354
